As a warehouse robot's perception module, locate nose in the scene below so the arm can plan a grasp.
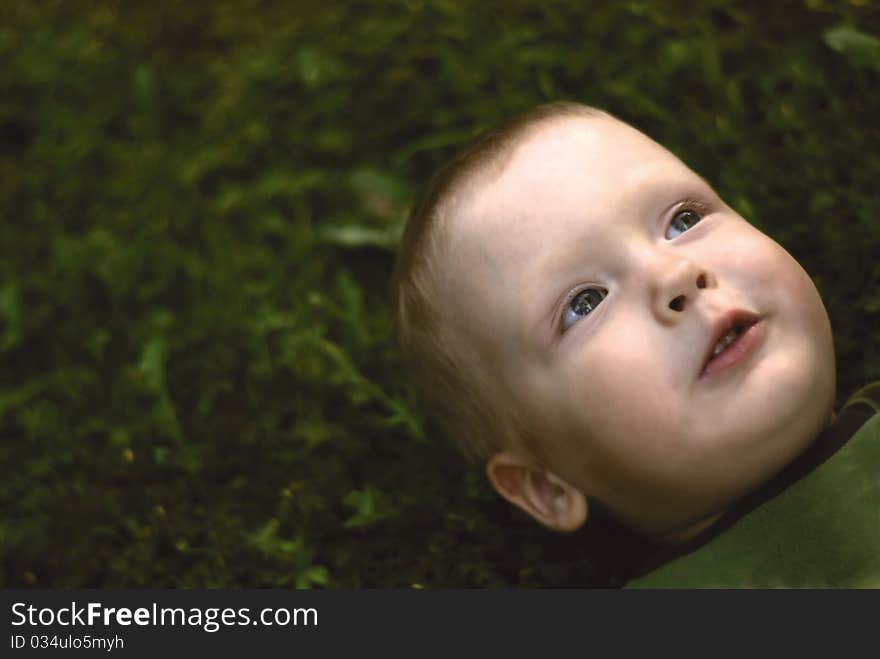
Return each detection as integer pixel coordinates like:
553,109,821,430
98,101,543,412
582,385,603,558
649,255,712,323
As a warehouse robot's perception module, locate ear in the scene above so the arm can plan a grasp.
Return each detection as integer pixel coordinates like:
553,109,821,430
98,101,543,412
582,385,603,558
486,451,588,532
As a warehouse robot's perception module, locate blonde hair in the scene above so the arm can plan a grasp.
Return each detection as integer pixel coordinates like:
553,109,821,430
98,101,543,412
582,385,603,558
394,102,608,462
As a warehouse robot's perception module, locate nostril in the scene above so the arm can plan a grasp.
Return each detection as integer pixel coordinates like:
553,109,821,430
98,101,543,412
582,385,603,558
669,295,686,312
696,273,707,289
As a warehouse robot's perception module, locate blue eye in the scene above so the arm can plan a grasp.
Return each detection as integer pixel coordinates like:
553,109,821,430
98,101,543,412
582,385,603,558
665,209,703,239
562,287,607,331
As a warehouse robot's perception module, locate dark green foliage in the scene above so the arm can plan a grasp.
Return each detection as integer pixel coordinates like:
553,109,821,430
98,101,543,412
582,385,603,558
1,0,878,587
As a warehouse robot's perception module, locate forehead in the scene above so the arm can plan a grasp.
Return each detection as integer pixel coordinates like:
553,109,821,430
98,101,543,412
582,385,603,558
447,115,697,266
465,116,691,223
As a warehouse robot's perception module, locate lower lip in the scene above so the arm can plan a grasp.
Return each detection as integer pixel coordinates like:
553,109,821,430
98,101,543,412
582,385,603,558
700,321,764,379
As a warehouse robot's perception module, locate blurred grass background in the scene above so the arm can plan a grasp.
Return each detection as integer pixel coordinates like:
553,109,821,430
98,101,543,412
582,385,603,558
1,0,878,588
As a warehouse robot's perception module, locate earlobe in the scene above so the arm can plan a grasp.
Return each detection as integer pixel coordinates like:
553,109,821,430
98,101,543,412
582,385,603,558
486,451,588,532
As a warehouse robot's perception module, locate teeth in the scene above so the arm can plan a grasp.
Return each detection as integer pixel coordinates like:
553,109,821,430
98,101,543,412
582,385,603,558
712,328,738,357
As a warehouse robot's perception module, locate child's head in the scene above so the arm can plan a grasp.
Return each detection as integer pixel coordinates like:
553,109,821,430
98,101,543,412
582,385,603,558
395,102,836,543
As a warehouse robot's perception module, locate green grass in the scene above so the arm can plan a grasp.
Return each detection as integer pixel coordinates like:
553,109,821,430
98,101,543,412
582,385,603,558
2,0,879,587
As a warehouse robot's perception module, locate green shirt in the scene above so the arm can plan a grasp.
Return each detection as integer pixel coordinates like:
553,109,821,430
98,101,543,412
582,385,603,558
627,382,880,588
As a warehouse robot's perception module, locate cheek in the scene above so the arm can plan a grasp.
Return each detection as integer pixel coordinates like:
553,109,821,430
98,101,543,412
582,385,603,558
719,226,825,316
711,227,831,342
746,239,832,346
540,327,689,473
710,230,836,426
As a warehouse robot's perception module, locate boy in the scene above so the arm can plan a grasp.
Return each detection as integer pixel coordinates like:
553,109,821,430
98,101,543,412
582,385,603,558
394,102,880,587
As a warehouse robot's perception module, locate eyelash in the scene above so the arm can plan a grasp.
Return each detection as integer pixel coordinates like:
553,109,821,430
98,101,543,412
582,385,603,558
665,199,710,239
558,285,606,333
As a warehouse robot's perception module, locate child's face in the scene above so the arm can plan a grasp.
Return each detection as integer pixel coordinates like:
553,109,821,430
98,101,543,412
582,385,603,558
442,115,836,538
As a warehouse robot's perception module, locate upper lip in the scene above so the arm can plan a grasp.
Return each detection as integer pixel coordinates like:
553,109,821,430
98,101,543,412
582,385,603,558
701,309,761,374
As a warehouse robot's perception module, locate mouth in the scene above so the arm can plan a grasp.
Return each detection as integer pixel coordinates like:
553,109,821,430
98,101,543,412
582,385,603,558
700,310,763,379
